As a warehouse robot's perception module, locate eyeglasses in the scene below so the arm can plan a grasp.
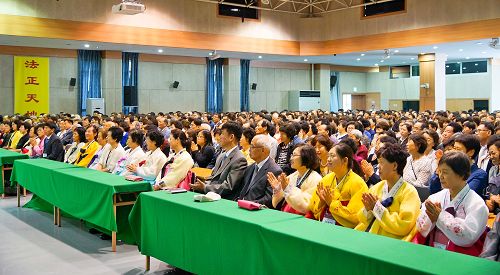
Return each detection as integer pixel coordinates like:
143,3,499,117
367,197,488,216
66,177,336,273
249,145,263,150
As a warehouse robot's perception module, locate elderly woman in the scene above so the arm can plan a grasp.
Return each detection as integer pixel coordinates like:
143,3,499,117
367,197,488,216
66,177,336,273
348,129,368,162
268,144,322,215
126,130,167,182
30,124,46,158
87,128,108,169
311,134,334,176
422,129,440,173
64,127,86,164
113,130,145,176
415,151,489,256
403,134,433,188
154,129,194,190
355,143,421,241
308,142,368,228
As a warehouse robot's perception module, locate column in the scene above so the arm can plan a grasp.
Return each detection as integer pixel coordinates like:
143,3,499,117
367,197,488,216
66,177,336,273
491,58,500,112
418,53,446,111
101,51,122,114
223,58,241,112
314,64,331,111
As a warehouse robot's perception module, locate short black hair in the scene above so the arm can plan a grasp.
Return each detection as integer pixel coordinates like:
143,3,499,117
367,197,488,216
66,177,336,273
480,122,495,134
221,122,242,141
400,123,412,133
487,135,500,149
279,123,297,140
198,129,213,146
311,134,334,151
73,127,87,143
423,129,440,150
146,130,164,148
379,143,409,176
108,126,124,143
242,127,256,144
45,122,57,130
129,130,144,146
309,123,318,135
439,151,471,180
454,134,481,160
447,122,463,133
408,134,427,154
295,144,319,170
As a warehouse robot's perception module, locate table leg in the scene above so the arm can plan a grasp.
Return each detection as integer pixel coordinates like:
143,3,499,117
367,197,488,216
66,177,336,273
145,256,150,271
57,208,61,227
1,166,4,199
112,194,117,252
54,206,57,225
17,183,20,207
23,187,26,197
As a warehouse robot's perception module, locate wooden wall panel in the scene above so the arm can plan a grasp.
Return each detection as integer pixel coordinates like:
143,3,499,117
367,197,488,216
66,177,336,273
389,100,403,111
0,45,76,58
446,99,474,112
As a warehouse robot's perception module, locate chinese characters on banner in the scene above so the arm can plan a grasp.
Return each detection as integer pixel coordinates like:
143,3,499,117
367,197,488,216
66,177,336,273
14,56,50,116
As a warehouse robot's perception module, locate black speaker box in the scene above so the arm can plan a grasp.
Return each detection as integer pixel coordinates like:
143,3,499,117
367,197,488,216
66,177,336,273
172,81,180,88
69,78,76,86
251,83,257,90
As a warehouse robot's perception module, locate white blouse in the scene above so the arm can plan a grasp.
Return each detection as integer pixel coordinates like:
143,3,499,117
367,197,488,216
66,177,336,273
403,155,433,187
135,147,167,181
98,143,126,173
64,142,85,164
417,185,488,247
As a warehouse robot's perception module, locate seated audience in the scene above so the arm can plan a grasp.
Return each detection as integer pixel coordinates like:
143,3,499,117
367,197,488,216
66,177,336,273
268,144,322,215
485,137,500,214
308,142,368,228
240,127,256,166
403,134,433,187
64,127,86,164
113,130,145,176
414,151,488,256
192,129,215,168
311,134,334,176
355,143,421,241
42,122,65,162
75,125,100,167
276,123,296,175
126,130,167,182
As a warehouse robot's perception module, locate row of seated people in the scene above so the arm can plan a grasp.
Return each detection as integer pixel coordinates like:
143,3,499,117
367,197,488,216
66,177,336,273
1,113,500,261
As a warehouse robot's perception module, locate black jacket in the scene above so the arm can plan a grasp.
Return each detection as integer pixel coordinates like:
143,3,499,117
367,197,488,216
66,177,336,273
236,158,282,208
43,134,65,162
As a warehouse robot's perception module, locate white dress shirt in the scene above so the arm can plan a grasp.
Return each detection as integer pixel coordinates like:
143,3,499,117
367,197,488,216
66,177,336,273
98,143,126,173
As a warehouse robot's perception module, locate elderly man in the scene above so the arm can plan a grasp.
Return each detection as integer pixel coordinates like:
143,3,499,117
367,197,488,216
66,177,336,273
236,135,282,208
190,122,247,200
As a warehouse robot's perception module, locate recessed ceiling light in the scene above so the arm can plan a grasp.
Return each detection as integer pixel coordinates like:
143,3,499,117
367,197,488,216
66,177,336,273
475,63,479,66
420,52,425,55
84,44,90,48
258,56,262,59
230,8,239,12
466,57,470,59
433,46,438,49
361,54,365,56
446,65,449,68
411,58,415,60
482,51,487,54
459,49,463,52
380,60,384,63
463,67,467,70
394,50,399,53
374,63,379,66
476,42,483,45
158,49,163,53
208,52,213,56
453,70,456,72
356,58,361,61
304,59,308,62
96,46,99,49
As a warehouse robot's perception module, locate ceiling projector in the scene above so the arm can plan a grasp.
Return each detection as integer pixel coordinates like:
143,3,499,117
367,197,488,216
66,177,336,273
112,1,146,15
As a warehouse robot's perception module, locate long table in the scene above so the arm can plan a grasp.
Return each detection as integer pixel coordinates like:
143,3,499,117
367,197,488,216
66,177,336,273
11,158,152,251
0,148,28,197
129,191,500,275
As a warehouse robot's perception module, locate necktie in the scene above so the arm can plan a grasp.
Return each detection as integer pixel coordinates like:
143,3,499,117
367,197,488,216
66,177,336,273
249,165,259,185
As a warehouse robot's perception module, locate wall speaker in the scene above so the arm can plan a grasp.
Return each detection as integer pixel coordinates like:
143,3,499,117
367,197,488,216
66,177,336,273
251,83,257,90
69,78,76,87
172,81,180,89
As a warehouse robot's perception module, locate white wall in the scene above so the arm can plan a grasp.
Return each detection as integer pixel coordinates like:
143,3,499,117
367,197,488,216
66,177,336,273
249,67,311,112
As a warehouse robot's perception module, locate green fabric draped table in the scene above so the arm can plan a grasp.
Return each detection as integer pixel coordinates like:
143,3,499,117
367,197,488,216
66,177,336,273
11,158,152,251
0,148,29,195
129,191,500,275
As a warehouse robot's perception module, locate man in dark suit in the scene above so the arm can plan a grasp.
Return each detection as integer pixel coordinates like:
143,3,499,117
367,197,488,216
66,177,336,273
191,122,247,200
60,118,74,146
236,135,282,208
43,122,65,162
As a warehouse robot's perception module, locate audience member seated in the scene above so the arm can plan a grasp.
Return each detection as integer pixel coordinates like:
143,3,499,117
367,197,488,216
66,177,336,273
154,129,194,190
276,123,296,175
64,127,86,164
349,129,368,162
452,134,488,198
414,151,489,256
87,128,108,169
481,214,500,261
355,143,420,241
268,144,322,215
11,122,31,153
192,129,215,168
399,123,411,149
308,142,368,228
236,135,282,207
423,129,440,172
360,135,398,187
477,122,495,172
113,130,145,176
126,130,167,182
59,118,74,146
42,122,64,162
30,123,45,158
6,120,23,149
311,134,333,176
485,137,500,214
240,127,256,166
403,134,433,188
94,126,125,173
190,122,247,200
256,119,278,160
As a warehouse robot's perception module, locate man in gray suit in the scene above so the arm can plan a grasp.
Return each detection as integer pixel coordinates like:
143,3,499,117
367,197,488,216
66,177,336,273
236,134,282,208
191,122,247,200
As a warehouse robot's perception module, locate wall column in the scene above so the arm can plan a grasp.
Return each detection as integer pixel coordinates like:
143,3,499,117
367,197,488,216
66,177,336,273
101,51,122,114
491,58,500,112
314,64,331,111
418,53,446,111
223,58,241,112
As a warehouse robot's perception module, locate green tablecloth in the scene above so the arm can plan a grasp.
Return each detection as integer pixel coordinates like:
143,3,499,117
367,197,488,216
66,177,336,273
0,148,29,194
129,191,303,274
129,191,500,275
11,158,152,243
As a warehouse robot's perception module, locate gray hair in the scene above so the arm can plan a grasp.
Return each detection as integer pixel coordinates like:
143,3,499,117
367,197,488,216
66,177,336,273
252,134,272,152
351,129,363,139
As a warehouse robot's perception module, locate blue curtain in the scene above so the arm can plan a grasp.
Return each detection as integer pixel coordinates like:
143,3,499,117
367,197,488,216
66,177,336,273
122,52,139,114
78,50,102,115
240,59,250,111
206,58,224,113
330,71,340,112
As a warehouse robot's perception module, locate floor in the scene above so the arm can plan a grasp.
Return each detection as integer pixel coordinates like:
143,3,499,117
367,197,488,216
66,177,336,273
0,194,171,275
